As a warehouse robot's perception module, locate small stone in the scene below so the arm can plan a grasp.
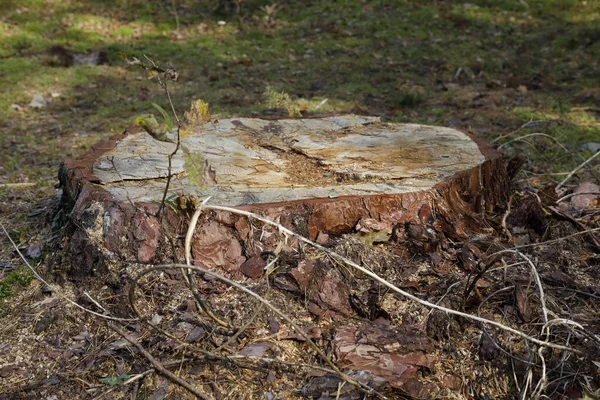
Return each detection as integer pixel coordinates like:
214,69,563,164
571,182,600,208
581,143,600,153
238,341,272,357
29,94,48,109
10,104,22,111
26,243,42,259
429,252,442,266
151,314,163,325
315,231,329,245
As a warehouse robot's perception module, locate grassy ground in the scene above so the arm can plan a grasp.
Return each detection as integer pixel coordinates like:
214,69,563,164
0,0,599,301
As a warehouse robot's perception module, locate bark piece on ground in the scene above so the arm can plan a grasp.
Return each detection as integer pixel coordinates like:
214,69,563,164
332,321,438,396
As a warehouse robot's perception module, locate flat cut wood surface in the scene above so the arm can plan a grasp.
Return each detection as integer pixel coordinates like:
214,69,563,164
91,116,485,205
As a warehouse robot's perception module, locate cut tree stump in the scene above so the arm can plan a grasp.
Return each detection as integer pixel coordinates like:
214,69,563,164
58,115,508,276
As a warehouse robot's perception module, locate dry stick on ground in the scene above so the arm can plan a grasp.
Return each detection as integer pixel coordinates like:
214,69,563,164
107,323,213,400
475,285,542,397
497,133,570,152
126,286,352,386
213,299,265,353
126,268,354,387
200,203,580,353
132,264,386,400
556,191,600,203
463,258,499,302
494,250,549,324
491,118,546,144
183,197,230,327
1,223,137,322
556,150,600,192
490,227,600,253
0,182,37,189
501,193,515,242
548,205,600,250
478,251,551,399
126,279,263,372
90,370,153,400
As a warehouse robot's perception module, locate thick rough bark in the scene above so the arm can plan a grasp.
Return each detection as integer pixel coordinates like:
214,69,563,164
58,115,508,276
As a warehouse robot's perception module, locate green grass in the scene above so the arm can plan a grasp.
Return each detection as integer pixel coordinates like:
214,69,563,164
0,267,34,300
0,0,598,246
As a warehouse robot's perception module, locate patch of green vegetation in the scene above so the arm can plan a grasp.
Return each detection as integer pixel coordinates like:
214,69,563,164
0,0,598,189
393,92,427,108
511,106,549,122
0,267,34,300
114,25,135,38
499,115,600,177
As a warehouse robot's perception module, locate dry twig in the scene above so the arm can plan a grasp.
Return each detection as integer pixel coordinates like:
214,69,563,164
183,196,229,327
107,323,213,400
131,264,385,399
556,150,600,192
1,223,136,322
498,133,569,152
199,203,580,353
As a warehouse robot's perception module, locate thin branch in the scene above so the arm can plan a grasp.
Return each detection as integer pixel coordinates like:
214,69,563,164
170,0,180,32
91,370,153,400
84,291,108,314
1,223,137,322
494,250,548,324
491,118,545,144
490,227,600,252
126,283,264,372
556,191,600,204
132,264,384,399
123,53,181,218
548,205,600,250
502,193,515,242
498,133,569,152
204,205,580,354
199,203,581,353
183,197,229,327
107,323,213,400
556,150,600,192
0,182,36,189
156,126,180,218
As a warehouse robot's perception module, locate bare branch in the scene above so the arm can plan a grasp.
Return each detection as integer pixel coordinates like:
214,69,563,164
107,323,213,400
1,223,137,322
131,264,384,399
198,203,581,353
556,150,600,192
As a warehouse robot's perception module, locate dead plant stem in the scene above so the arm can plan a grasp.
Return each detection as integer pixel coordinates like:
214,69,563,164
200,203,580,353
556,150,600,192
134,264,384,399
108,323,213,400
1,223,137,322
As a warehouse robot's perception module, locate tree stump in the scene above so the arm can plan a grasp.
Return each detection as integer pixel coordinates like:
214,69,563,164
58,115,508,276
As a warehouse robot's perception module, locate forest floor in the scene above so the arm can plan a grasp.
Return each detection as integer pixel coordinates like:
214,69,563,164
0,1,599,399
